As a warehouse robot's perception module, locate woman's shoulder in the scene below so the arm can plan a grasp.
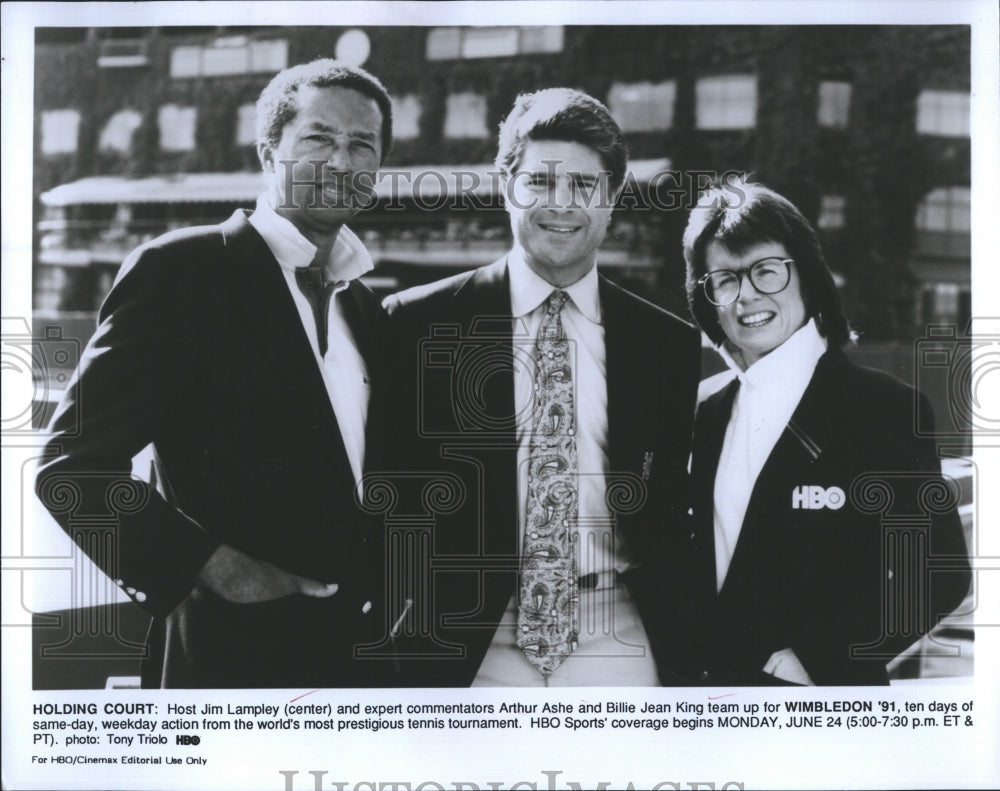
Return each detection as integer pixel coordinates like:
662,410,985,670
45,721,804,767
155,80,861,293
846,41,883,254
811,349,933,455
821,348,919,407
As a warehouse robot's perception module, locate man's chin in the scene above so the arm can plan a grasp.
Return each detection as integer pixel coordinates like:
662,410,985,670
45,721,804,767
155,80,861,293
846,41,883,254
307,207,359,221
525,252,597,286
276,208,357,241
302,211,360,235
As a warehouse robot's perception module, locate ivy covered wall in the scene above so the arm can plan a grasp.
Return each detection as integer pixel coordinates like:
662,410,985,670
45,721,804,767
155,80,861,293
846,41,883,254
33,25,970,340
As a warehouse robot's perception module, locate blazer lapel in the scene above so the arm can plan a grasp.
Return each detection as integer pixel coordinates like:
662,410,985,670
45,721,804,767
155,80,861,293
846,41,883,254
343,280,378,375
456,259,518,560
220,211,355,479
781,348,851,459
601,277,639,481
457,258,518,435
699,382,738,475
342,280,383,471
693,380,739,598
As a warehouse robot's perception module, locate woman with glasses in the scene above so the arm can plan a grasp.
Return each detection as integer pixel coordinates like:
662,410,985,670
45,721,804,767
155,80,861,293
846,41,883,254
668,179,970,685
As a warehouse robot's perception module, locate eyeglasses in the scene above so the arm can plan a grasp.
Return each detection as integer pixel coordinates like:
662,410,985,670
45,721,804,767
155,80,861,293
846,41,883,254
697,257,794,307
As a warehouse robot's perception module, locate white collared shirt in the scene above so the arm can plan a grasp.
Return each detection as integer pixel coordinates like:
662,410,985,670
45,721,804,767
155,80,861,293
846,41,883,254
247,195,373,489
712,318,828,591
507,248,628,579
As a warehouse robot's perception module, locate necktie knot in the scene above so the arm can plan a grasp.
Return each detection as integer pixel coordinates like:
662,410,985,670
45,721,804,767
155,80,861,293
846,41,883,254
539,291,569,345
294,264,338,356
546,289,569,315
296,264,327,292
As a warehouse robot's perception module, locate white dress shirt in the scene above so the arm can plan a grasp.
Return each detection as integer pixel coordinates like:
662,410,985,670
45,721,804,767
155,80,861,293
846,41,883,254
247,195,373,489
712,318,828,591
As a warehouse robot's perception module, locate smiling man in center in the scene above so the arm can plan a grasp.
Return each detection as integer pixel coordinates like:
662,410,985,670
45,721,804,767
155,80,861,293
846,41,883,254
380,88,701,686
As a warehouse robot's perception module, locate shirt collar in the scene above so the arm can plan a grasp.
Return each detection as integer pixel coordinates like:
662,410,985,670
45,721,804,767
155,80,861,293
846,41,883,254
507,246,601,323
718,317,828,389
247,193,373,282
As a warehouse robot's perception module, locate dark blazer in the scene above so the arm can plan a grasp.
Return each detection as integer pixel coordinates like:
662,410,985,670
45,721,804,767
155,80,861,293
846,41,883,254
36,210,389,688
377,257,701,686
674,347,971,686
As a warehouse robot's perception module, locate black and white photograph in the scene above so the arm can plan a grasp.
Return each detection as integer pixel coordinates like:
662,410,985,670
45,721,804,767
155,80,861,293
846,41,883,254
3,2,998,789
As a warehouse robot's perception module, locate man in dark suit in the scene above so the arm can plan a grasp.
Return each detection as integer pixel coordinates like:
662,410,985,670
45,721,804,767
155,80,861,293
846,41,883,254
35,59,394,688
379,88,700,686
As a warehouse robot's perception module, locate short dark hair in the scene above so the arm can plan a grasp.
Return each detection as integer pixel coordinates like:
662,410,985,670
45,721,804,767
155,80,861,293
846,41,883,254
255,58,393,163
683,178,850,347
495,88,628,194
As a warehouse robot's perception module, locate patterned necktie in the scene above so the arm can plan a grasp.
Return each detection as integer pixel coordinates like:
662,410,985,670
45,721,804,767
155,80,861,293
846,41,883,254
517,289,579,680
295,264,338,357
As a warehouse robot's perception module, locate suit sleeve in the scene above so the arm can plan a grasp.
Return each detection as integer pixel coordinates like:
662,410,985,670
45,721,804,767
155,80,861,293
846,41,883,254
670,323,702,503
35,244,219,619
788,389,971,682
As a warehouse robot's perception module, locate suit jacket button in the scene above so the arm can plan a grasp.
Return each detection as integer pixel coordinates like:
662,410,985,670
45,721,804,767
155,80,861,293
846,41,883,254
125,587,136,596
361,601,373,614
135,591,147,603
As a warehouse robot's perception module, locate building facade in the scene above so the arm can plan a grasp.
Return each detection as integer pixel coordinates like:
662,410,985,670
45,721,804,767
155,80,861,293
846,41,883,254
33,25,971,350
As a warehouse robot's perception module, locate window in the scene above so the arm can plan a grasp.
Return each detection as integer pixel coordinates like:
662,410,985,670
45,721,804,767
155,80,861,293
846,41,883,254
202,44,249,76
235,104,257,146
921,282,970,329
520,26,564,54
426,28,461,60
426,26,563,60
391,95,422,140
40,109,80,154
915,187,971,232
462,28,519,58
817,195,846,229
158,104,197,151
171,46,202,78
916,90,970,137
99,109,143,153
818,81,851,128
443,93,489,139
608,81,676,132
97,38,149,68
250,40,288,73
931,283,961,317
695,75,757,130
170,38,288,78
